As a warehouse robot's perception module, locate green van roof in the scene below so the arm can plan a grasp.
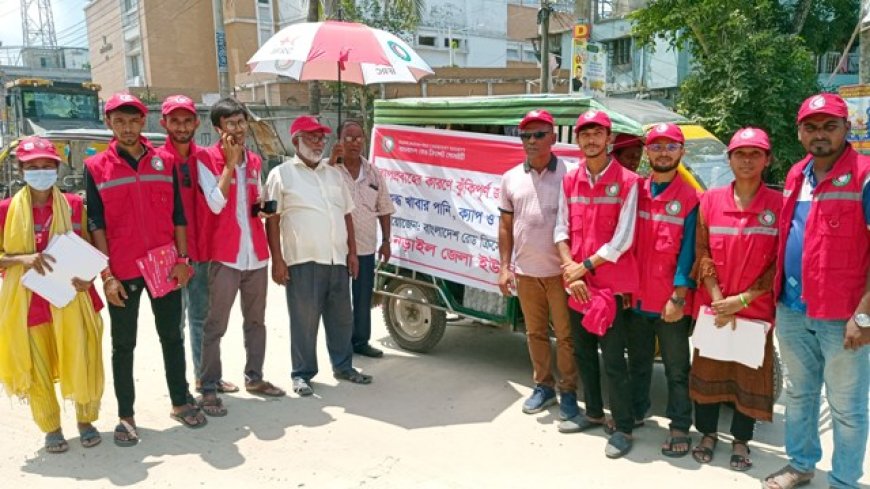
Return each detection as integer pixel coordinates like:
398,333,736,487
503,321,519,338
374,94,650,136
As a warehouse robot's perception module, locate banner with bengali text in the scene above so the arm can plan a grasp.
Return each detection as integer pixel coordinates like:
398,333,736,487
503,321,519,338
370,124,583,293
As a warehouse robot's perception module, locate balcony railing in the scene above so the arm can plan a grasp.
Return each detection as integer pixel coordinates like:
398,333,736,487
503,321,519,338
818,52,858,75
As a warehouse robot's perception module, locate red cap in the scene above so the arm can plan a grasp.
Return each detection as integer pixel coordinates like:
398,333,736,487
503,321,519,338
290,115,332,139
612,133,644,150
519,109,555,129
104,92,147,116
161,94,197,116
574,109,612,133
727,127,771,152
16,136,61,163
568,285,617,336
797,93,848,123
645,122,685,144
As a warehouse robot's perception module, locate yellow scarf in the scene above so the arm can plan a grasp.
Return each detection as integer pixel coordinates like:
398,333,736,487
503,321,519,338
0,186,103,405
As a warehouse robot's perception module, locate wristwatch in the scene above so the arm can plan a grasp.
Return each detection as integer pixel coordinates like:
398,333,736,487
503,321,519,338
176,254,191,265
854,313,870,329
582,258,596,276
669,296,686,307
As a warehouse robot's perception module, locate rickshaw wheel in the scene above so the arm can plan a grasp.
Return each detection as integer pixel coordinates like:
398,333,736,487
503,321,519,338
383,280,446,353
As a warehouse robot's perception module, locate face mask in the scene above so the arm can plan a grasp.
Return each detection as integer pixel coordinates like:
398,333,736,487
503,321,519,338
23,169,58,191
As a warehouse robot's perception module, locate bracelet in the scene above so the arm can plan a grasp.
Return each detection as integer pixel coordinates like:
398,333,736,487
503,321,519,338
739,293,750,308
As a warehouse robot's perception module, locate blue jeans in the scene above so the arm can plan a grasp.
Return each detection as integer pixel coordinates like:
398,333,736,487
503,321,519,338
285,262,354,381
775,305,869,488
351,254,376,349
180,261,210,379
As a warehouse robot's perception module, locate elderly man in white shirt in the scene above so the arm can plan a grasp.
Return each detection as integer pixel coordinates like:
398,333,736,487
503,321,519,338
265,115,373,397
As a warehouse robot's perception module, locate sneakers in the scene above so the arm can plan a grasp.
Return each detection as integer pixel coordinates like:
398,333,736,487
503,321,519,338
522,385,557,414
292,377,313,397
559,391,580,420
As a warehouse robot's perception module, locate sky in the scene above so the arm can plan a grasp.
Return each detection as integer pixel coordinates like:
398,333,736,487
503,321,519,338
0,0,89,48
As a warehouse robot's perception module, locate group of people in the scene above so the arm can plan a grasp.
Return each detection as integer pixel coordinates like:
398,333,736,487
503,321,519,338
0,93,394,451
498,93,869,488
0,89,867,488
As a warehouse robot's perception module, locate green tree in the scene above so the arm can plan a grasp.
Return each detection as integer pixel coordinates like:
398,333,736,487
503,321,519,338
631,0,827,182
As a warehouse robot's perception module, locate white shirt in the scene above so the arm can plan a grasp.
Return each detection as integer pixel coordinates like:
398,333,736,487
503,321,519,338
197,154,268,271
553,160,638,262
265,156,355,267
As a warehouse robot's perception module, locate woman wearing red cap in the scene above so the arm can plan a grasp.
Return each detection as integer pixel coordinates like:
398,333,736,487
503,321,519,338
689,127,780,471
0,136,104,453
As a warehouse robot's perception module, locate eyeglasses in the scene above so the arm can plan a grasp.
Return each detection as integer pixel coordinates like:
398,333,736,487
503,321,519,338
519,131,552,141
224,119,248,131
646,143,683,152
343,136,364,143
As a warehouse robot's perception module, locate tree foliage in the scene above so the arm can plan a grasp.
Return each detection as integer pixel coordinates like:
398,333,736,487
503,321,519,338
631,0,833,181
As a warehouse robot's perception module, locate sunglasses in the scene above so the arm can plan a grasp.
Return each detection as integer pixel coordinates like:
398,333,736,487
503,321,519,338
519,131,552,141
646,143,683,152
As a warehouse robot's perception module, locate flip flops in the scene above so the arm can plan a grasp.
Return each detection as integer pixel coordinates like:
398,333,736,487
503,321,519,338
78,426,102,448
661,434,692,458
44,432,69,454
170,407,208,428
113,420,139,447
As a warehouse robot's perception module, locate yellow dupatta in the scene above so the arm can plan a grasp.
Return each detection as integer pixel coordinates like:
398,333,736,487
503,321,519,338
0,186,103,405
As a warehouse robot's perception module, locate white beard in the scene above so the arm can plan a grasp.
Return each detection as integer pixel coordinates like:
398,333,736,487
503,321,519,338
298,139,323,163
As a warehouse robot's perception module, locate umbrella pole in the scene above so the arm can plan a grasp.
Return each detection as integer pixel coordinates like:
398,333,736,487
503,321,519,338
337,61,342,132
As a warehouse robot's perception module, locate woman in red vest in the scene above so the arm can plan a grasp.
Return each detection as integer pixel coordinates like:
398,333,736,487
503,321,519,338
689,127,780,471
0,136,104,453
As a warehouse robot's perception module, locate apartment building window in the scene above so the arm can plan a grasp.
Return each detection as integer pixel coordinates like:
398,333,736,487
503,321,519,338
257,0,275,46
122,0,137,12
418,36,436,47
129,54,140,77
607,37,631,67
506,48,520,61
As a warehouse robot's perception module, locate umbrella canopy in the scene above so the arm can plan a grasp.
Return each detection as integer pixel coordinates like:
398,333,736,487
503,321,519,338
247,20,434,85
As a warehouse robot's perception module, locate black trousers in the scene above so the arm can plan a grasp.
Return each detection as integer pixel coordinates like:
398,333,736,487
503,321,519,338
570,304,634,434
109,278,188,418
694,401,756,441
626,311,694,432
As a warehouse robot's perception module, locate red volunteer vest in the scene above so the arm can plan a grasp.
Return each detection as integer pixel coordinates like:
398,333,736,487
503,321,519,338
195,144,269,263
159,142,206,262
85,138,176,280
696,184,781,323
635,175,699,314
774,145,870,320
562,159,640,296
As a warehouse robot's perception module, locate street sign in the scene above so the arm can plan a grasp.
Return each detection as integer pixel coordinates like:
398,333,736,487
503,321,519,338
215,32,228,73
573,24,590,40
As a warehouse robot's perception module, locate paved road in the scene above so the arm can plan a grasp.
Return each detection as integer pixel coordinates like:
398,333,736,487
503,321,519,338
1,280,867,488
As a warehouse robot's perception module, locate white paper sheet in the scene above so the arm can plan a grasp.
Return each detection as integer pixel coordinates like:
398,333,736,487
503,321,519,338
692,307,770,369
20,232,108,308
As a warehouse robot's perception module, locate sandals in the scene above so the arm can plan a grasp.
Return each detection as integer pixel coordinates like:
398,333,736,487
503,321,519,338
195,379,240,394
197,394,228,417
661,433,692,458
691,434,718,464
44,431,69,454
763,465,814,489
170,406,209,428
78,425,102,448
113,420,139,447
603,418,643,435
333,369,373,384
730,440,753,471
245,380,286,397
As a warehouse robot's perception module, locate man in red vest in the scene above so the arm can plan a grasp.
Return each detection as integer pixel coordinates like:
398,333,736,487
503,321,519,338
85,93,203,446
627,123,698,458
554,109,640,458
764,93,870,489
195,98,285,417
157,95,238,395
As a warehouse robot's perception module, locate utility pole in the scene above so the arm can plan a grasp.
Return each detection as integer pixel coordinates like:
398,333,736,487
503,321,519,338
540,0,551,93
574,0,592,24
212,0,230,97
861,0,870,84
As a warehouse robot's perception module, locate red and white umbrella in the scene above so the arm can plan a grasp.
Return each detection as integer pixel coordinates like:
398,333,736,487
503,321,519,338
247,21,434,85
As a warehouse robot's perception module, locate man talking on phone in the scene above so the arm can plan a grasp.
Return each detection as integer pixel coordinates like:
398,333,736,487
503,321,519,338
195,98,285,418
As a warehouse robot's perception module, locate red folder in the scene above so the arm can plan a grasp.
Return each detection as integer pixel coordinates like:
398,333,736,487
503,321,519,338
135,243,192,298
